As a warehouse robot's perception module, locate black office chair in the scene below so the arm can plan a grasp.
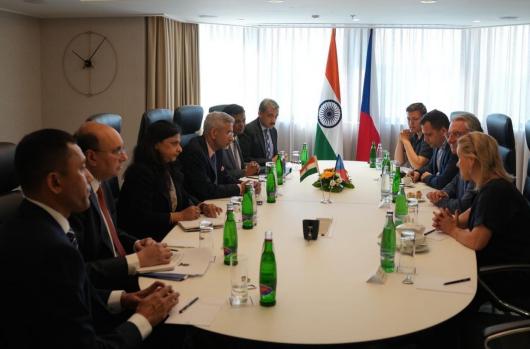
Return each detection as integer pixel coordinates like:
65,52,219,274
87,113,122,133
486,113,516,176
0,142,23,227
208,104,228,112
523,120,530,204
174,105,204,147
483,319,530,349
137,108,174,143
86,113,123,203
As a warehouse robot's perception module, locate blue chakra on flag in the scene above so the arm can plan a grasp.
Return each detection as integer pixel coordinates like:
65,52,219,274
318,100,342,128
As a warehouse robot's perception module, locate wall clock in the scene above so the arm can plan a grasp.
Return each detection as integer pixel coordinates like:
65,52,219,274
62,30,118,97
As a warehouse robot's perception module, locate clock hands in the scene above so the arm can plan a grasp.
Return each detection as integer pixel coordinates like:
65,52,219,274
71,36,106,69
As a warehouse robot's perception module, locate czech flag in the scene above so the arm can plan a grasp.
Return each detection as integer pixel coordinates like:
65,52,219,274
334,154,350,183
356,29,381,161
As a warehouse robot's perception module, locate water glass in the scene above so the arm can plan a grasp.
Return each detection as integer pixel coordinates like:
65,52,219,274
199,220,214,261
398,233,416,276
230,196,242,223
291,150,300,170
229,254,249,306
406,199,419,224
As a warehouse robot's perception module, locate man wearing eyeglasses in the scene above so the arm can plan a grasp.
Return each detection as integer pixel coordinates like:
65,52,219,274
427,113,483,212
70,122,172,291
394,102,433,170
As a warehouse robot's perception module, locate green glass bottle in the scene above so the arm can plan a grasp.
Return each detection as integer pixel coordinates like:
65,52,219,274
369,142,376,168
395,184,409,225
266,162,276,203
241,183,254,230
223,203,238,265
392,165,401,203
300,143,309,166
259,230,277,306
275,153,283,185
380,211,396,273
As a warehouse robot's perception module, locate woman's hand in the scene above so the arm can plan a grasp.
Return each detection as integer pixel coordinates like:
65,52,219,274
432,208,457,236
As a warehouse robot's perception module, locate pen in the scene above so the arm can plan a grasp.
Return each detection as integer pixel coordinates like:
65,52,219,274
443,277,471,286
424,229,436,236
179,296,199,313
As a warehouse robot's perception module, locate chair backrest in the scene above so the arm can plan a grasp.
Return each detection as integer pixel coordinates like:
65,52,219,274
137,108,174,143
86,113,122,133
486,113,516,176
484,319,530,349
0,142,22,226
209,104,228,112
524,120,530,204
174,105,204,147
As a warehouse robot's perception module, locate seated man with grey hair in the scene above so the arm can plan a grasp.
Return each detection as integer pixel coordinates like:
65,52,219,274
427,112,483,213
180,112,250,200
239,98,279,166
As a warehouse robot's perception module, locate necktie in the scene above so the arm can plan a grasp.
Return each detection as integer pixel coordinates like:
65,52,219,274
263,129,273,160
210,153,218,184
66,229,79,250
231,141,242,170
96,187,126,257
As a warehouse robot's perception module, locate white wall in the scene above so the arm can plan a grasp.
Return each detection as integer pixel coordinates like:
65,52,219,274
40,17,146,155
0,11,42,143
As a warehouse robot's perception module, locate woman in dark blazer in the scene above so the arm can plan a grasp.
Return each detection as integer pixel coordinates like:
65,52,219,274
118,120,221,241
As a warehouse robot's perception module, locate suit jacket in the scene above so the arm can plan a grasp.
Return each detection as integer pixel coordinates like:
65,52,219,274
222,138,246,179
437,173,476,213
0,199,141,349
417,141,458,189
69,181,139,291
118,161,198,241
180,136,241,201
239,118,278,165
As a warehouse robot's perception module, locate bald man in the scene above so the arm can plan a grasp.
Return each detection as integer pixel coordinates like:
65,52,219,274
70,122,172,291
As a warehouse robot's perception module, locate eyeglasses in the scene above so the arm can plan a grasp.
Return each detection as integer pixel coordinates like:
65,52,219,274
95,146,127,156
447,131,466,139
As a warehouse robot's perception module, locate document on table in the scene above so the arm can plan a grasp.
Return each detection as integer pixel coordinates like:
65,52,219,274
178,215,225,232
414,275,474,294
137,251,183,274
148,247,212,276
165,297,224,326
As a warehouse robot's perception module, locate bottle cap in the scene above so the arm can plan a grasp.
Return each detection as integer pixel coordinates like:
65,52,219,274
226,202,234,211
264,230,273,240
386,211,393,215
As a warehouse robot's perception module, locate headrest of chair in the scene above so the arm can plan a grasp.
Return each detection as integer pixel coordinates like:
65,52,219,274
486,113,515,149
208,104,228,112
174,105,204,134
86,113,122,133
0,142,18,194
138,109,174,143
525,120,530,151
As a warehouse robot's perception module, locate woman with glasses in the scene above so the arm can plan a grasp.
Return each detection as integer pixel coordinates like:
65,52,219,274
118,120,222,241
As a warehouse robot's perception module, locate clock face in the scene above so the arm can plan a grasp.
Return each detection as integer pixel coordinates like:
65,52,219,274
63,31,118,97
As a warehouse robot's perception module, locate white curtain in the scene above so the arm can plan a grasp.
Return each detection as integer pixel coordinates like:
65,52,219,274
200,24,530,189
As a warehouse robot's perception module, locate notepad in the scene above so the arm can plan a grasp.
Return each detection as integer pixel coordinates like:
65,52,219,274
136,251,183,274
177,216,225,232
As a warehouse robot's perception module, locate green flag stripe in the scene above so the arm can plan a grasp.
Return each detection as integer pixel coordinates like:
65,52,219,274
314,125,336,160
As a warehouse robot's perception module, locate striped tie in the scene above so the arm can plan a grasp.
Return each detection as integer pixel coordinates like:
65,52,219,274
263,129,273,159
66,229,79,250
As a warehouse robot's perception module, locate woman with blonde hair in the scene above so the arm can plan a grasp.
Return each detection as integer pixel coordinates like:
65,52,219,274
433,132,530,267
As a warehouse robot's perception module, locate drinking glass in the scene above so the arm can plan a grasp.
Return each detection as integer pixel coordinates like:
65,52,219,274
291,150,300,170
199,220,214,262
229,254,249,306
406,199,419,224
230,196,242,223
398,233,416,284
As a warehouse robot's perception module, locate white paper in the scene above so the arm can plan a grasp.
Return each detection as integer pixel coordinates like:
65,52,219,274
152,247,212,276
178,215,225,232
414,275,474,294
165,297,224,326
164,233,199,248
136,251,183,274
425,230,449,241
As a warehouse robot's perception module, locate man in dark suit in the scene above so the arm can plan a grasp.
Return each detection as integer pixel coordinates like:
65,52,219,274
222,104,260,178
239,98,279,165
0,129,178,348
181,112,254,200
70,122,172,290
409,109,459,189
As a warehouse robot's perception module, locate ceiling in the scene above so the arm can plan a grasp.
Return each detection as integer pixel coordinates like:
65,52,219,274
1,0,529,27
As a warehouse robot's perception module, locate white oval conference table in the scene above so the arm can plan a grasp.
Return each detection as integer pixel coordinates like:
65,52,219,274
140,161,476,345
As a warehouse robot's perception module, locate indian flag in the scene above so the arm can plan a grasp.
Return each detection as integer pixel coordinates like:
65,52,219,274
300,155,319,182
314,28,343,160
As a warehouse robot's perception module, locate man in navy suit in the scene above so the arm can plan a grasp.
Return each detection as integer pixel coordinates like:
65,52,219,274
181,112,258,200
70,122,172,291
0,129,178,348
239,98,279,165
409,109,459,189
